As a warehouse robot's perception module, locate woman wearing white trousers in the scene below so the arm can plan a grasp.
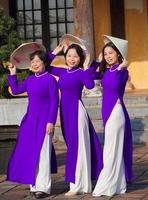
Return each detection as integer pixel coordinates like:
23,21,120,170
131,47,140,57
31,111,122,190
92,35,133,197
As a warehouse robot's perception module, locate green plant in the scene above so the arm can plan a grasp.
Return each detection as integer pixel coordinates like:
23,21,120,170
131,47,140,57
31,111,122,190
0,70,30,98
0,8,23,71
0,7,30,98
0,73,9,98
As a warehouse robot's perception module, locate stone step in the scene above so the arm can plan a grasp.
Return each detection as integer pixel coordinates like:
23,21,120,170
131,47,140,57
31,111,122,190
82,94,148,108
96,130,148,144
0,92,148,144
0,122,147,145
1,115,148,142
124,92,148,104
132,130,148,144
0,126,18,140
91,118,148,132
1,117,148,141
84,101,148,109
130,118,148,131
54,127,148,144
127,106,148,118
85,106,148,120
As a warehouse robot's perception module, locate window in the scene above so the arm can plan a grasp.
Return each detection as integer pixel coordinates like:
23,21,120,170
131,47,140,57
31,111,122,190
48,0,74,50
10,0,74,50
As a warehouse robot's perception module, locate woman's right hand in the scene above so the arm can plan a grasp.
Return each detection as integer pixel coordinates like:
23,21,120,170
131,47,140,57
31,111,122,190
95,53,102,72
52,43,64,55
7,63,16,75
97,52,103,62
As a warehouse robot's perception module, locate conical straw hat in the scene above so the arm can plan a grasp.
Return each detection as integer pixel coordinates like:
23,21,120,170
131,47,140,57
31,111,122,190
10,42,46,69
60,34,90,68
103,35,128,59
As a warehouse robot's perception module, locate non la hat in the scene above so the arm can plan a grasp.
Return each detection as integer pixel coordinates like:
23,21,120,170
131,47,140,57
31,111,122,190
60,34,90,68
103,35,128,59
10,42,46,69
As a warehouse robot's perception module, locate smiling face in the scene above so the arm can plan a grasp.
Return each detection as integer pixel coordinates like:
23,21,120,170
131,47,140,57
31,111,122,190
104,46,119,67
65,48,80,68
30,55,45,73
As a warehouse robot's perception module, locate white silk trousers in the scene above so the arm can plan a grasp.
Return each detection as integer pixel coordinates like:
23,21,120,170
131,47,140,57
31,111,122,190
69,100,92,193
93,103,126,197
30,134,52,194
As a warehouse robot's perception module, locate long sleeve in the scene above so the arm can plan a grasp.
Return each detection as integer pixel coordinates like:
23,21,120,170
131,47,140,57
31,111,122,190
120,68,128,87
87,60,100,73
114,68,128,90
47,51,66,77
47,51,56,65
120,68,129,85
48,77,59,124
49,66,66,77
86,60,102,80
93,71,103,80
82,70,95,89
8,75,27,95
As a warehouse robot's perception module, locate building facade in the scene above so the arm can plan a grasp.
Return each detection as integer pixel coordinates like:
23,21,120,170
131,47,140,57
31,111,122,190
0,0,148,89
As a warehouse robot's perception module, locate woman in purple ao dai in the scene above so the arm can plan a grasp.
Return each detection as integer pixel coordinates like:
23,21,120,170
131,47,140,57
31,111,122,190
48,43,103,196
92,38,133,197
7,50,59,199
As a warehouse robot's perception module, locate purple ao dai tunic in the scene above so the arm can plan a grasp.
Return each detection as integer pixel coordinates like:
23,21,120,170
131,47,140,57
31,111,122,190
48,52,103,183
7,72,59,185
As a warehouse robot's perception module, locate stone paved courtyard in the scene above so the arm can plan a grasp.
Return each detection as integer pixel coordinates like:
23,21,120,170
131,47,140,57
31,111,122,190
0,141,148,200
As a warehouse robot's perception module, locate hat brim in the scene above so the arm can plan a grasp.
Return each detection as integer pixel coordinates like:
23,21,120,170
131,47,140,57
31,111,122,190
103,35,128,59
60,34,90,68
10,42,46,69
60,34,87,51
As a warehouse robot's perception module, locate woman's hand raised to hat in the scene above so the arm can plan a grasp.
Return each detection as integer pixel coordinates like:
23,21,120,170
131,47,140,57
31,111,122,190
7,63,16,75
97,52,103,63
95,52,102,72
118,58,128,71
52,43,65,55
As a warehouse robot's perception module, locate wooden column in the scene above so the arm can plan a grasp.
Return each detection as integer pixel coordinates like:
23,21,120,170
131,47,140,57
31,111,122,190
73,0,95,62
73,0,102,96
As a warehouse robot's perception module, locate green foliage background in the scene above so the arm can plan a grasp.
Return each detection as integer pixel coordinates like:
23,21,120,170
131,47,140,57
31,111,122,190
0,8,29,98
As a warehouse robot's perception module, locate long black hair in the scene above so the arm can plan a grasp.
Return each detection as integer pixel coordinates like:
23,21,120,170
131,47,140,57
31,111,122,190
64,43,85,69
99,42,123,74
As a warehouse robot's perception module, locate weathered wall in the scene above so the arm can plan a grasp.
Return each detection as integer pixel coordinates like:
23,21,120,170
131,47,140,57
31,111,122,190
125,0,148,89
92,0,148,89
92,0,111,57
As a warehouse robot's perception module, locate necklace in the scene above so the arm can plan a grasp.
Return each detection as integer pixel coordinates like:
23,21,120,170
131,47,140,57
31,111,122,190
67,68,80,73
35,71,48,77
109,66,118,72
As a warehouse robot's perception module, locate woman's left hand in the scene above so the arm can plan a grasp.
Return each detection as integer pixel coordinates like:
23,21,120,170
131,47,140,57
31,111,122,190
46,122,55,134
118,58,128,71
